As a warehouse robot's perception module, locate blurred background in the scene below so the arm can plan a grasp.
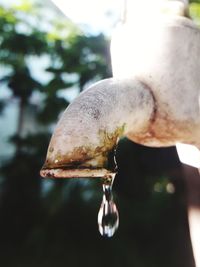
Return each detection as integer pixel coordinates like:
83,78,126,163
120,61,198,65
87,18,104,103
0,0,200,266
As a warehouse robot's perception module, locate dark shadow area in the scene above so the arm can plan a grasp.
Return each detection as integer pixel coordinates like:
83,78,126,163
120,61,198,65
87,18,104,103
0,139,195,267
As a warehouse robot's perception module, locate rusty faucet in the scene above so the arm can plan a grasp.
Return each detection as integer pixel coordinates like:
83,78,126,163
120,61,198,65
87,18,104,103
40,0,200,261
41,0,200,179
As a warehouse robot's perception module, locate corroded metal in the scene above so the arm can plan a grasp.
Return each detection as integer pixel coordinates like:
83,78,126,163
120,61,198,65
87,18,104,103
41,0,200,179
40,78,154,178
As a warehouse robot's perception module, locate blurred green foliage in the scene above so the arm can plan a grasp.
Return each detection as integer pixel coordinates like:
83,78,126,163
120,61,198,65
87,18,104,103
0,0,199,266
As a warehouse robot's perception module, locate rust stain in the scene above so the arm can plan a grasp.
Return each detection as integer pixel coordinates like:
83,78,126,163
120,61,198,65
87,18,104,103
40,167,115,179
42,125,125,173
127,80,194,147
127,111,194,147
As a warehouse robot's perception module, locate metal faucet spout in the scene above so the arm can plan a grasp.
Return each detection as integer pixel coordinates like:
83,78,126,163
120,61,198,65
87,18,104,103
40,78,155,178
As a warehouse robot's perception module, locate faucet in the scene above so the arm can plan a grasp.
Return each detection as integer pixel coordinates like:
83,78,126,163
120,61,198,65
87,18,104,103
41,0,200,262
41,0,200,179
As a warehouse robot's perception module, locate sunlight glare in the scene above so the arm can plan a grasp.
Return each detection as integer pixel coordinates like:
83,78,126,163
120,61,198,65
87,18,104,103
176,143,200,168
188,207,200,267
51,0,121,33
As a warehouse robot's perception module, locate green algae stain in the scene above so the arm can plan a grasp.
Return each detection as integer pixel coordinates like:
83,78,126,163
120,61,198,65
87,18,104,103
45,124,126,170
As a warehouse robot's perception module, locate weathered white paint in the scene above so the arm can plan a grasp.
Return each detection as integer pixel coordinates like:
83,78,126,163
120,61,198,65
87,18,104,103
41,0,200,175
111,5,200,148
41,78,154,178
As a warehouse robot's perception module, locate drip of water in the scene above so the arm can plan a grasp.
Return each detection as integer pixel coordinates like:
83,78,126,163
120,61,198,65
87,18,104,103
98,175,119,238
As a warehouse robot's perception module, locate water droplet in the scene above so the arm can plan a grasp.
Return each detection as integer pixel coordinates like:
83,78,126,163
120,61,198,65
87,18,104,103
98,175,119,238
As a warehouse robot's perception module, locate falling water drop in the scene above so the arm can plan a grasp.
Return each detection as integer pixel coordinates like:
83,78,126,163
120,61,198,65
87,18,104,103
98,175,119,238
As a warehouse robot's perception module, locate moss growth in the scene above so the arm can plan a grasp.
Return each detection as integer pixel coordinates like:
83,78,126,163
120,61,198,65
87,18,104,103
44,124,125,171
